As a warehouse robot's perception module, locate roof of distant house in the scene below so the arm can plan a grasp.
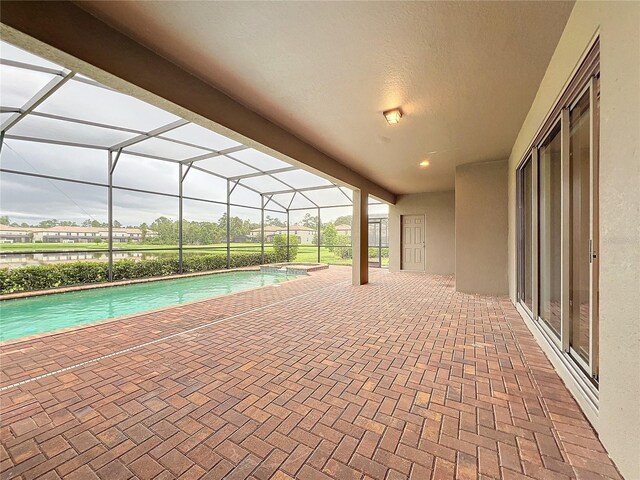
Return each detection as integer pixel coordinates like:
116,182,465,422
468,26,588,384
24,226,156,234
0,225,40,232
250,224,314,233
250,225,283,233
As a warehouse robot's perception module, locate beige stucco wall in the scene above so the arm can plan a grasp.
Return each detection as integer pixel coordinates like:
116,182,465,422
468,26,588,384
388,191,455,274
507,2,640,477
455,160,508,295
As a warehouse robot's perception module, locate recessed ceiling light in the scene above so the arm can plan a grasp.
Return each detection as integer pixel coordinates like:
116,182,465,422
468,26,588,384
419,160,430,167
383,108,402,125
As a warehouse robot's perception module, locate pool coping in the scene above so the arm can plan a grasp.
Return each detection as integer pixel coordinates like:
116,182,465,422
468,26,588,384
0,266,324,348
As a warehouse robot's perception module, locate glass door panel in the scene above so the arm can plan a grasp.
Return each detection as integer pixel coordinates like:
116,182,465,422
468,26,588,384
523,160,534,311
538,124,562,340
569,90,591,365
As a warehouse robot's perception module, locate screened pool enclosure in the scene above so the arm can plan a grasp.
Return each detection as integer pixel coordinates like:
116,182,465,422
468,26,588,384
0,40,388,291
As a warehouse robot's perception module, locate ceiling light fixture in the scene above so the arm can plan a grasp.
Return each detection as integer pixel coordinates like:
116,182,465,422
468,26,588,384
383,108,402,125
419,160,430,167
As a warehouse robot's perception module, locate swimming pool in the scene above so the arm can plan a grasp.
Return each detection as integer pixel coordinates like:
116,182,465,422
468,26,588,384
0,271,298,342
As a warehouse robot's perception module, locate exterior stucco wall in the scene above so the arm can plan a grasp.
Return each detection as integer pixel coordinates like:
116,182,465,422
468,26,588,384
455,160,508,295
388,191,455,274
507,2,640,477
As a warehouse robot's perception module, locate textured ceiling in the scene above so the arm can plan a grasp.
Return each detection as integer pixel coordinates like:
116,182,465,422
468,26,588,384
80,1,574,194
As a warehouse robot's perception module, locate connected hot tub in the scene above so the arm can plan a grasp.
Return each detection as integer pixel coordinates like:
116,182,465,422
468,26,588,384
260,263,329,275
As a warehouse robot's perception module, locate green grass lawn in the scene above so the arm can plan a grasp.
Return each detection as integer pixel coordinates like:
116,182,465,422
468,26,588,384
1,242,265,252
1,242,178,252
0,242,391,266
1,242,360,266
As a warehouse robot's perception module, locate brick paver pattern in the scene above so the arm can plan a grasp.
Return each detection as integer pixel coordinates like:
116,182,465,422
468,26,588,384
0,267,622,479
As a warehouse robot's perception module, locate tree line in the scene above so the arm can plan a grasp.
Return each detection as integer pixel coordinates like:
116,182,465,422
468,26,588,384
1,213,353,246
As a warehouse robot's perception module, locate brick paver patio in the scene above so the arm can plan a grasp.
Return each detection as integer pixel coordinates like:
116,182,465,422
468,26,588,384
0,267,622,479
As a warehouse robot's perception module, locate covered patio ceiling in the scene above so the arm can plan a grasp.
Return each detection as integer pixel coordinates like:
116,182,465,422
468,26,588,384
78,1,575,194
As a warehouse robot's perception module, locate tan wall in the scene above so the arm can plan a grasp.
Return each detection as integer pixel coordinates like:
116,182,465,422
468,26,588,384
455,160,508,295
507,2,640,477
388,191,455,274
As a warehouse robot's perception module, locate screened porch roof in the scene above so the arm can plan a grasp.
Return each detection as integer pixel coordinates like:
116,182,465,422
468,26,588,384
0,40,386,213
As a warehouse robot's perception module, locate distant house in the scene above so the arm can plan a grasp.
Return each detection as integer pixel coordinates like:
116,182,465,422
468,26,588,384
28,226,158,244
247,225,281,243
249,224,315,244
0,225,38,243
334,224,351,237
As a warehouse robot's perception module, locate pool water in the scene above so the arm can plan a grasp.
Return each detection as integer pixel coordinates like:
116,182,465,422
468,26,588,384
0,271,297,342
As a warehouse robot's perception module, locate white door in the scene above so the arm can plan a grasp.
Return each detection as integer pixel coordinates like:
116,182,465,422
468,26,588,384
401,215,425,271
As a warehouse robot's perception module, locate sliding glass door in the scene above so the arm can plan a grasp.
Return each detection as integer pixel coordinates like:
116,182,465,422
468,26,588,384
516,59,599,385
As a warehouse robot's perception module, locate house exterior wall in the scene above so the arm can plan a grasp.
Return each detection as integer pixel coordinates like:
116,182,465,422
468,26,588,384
507,2,640,477
293,229,315,245
388,191,455,274
0,228,32,243
28,228,150,243
249,227,314,244
455,159,508,295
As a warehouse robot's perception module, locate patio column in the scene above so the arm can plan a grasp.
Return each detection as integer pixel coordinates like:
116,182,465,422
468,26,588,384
352,189,368,285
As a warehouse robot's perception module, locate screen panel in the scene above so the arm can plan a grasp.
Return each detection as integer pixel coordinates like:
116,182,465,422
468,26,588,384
0,172,108,227
196,156,259,178
112,189,178,248
34,78,180,132
0,40,64,70
112,154,178,195
182,199,227,248
230,184,262,208
271,170,332,189
182,167,227,203
125,137,209,161
0,65,57,108
160,123,241,152
240,175,289,193
10,114,135,147
0,172,108,252
304,187,351,207
319,206,352,265
229,149,291,171
1,138,108,183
